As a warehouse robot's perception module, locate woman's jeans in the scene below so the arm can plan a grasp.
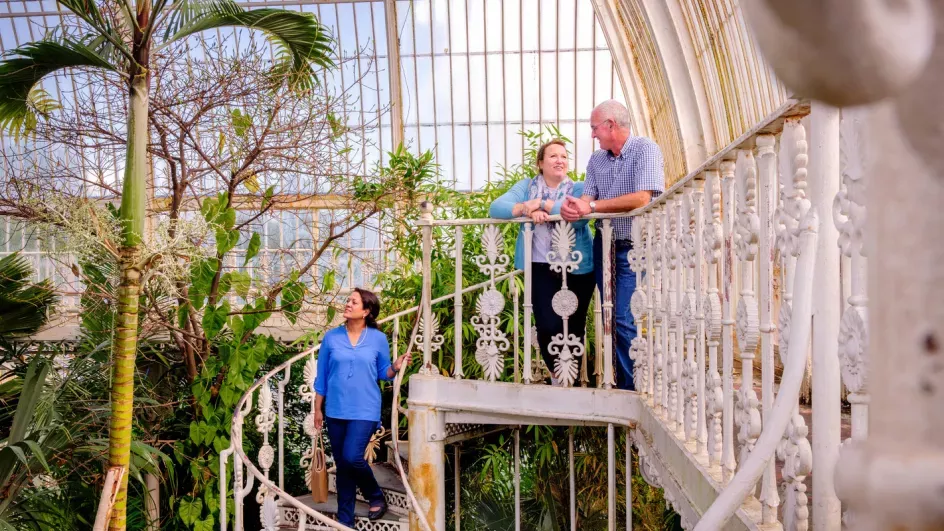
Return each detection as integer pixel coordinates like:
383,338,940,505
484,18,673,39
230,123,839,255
531,262,596,383
325,417,384,526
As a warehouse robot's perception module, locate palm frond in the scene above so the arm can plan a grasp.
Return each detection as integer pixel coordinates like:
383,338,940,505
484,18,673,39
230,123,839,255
0,253,56,338
0,38,118,137
165,0,335,88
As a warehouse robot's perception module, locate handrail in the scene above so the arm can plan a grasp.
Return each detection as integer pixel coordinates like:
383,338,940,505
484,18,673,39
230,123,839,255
694,212,819,530
223,268,470,530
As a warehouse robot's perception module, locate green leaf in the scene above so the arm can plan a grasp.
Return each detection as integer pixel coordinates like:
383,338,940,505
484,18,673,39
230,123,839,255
244,233,261,266
326,306,336,324
261,185,275,211
229,271,252,297
0,39,118,137
218,272,232,297
219,384,240,408
189,423,205,446
179,496,203,525
213,435,230,454
231,108,252,137
281,280,305,324
194,516,214,531
216,228,239,256
217,207,236,230
321,270,335,292
201,300,230,340
229,314,244,338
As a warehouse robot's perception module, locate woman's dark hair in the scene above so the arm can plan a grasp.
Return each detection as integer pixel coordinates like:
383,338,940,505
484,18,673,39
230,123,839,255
353,287,381,328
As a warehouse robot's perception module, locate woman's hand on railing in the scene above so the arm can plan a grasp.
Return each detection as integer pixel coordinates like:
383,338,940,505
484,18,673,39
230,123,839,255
392,353,412,373
529,210,550,224
514,198,543,217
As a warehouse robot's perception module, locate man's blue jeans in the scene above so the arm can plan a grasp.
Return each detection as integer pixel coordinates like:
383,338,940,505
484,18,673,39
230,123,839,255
593,232,637,391
325,417,385,526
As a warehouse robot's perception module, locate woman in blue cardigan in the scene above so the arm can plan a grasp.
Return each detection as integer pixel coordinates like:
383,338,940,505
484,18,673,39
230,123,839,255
489,139,595,385
314,288,410,525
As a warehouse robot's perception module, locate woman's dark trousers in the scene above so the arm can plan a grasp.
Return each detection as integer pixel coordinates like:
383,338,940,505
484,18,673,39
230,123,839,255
325,417,385,526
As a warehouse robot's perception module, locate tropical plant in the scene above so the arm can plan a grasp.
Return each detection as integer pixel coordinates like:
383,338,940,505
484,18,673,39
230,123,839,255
0,0,333,526
0,253,56,337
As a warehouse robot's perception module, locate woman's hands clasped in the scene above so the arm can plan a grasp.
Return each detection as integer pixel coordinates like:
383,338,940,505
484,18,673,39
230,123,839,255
529,209,550,224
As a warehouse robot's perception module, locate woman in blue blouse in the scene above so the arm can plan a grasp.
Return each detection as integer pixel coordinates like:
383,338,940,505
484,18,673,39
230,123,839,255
489,139,595,385
314,288,410,525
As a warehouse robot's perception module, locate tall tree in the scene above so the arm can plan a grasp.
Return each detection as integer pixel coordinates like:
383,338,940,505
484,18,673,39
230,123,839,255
0,2,333,528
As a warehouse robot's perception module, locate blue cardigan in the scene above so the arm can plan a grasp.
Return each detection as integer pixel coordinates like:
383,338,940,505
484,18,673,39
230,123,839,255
489,179,594,275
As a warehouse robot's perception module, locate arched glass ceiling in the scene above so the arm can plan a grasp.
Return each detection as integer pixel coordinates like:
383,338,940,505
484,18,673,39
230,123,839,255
0,0,627,192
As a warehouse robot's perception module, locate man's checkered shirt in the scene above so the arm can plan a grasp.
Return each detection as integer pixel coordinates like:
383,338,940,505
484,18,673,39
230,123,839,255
583,136,665,241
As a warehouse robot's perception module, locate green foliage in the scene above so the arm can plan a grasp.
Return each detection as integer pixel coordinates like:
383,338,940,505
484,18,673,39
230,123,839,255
0,252,57,337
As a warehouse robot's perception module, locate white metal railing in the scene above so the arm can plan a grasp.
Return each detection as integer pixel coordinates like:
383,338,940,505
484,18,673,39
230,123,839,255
227,98,869,531
629,100,869,530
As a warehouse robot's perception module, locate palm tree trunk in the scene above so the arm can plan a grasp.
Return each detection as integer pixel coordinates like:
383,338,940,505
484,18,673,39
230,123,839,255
108,14,150,528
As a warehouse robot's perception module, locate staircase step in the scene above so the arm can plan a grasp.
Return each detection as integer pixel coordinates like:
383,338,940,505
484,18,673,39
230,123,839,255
326,462,410,517
329,462,407,493
283,493,408,530
384,440,409,468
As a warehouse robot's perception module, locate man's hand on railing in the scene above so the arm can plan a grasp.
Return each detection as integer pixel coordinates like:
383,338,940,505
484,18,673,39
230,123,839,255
561,196,590,222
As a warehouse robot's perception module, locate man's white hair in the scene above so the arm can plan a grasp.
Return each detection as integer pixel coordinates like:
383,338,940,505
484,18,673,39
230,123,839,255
593,100,631,129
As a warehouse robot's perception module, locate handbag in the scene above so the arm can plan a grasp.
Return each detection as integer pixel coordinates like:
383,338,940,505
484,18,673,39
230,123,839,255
309,432,329,503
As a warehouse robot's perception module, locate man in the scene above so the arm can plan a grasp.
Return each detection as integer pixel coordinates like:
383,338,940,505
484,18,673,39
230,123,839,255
561,100,664,391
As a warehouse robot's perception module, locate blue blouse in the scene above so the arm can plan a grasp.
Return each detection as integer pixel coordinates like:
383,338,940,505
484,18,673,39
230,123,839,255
314,326,393,422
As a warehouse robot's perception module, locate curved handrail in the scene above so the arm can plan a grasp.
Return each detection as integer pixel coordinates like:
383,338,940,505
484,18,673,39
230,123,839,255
222,266,505,530
694,212,819,530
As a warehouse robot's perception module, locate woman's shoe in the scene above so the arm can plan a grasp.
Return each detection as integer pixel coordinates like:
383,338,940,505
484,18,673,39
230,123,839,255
368,500,388,521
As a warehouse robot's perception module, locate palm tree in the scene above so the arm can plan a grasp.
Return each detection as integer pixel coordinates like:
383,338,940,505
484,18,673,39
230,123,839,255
0,2,333,528
0,252,56,337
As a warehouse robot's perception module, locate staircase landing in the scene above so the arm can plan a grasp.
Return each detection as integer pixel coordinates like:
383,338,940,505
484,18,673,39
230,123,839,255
407,374,641,427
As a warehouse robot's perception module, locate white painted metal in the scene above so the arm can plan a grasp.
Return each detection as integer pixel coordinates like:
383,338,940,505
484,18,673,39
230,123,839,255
420,205,434,373
733,149,762,470
693,179,707,458
775,118,813,531
407,405,446,531
703,169,724,468
548,222,587,387
755,133,780,522
607,423,616,531
836,108,869,443
809,101,843,531
454,226,464,378
513,288,520,384
601,219,615,389
695,205,819,531
524,223,534,384
720,160,738,483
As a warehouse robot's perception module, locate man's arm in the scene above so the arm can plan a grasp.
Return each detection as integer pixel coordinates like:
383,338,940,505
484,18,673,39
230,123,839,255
589,190,653,213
